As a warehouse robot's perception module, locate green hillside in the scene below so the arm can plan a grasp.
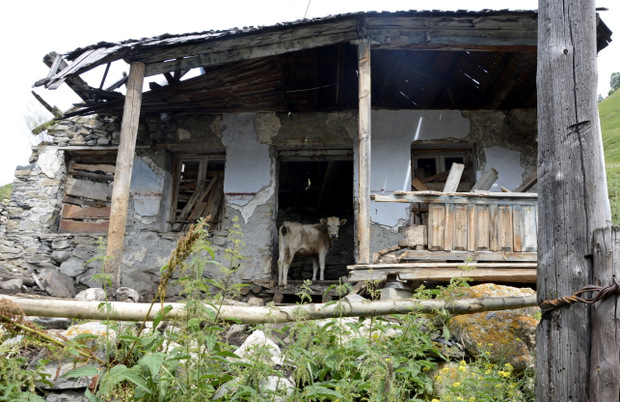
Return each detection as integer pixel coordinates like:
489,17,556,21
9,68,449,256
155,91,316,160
0,183,11,202
600,89,620,224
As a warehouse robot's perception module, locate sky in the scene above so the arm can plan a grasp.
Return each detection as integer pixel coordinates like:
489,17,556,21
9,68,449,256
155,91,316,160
0,0,618,186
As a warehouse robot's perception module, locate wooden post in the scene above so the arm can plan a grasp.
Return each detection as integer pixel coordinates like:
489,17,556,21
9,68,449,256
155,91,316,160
536,1,612,400
589,227,620,401
357,40,371,264
105,62,145,288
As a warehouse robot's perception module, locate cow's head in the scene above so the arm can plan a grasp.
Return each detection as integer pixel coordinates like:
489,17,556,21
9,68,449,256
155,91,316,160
321,216,347,239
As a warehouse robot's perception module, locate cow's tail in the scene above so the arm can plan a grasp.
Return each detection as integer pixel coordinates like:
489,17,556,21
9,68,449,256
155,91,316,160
279,223,289,238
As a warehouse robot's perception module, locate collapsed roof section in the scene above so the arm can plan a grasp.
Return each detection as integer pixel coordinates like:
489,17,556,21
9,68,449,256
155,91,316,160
34,9,613,117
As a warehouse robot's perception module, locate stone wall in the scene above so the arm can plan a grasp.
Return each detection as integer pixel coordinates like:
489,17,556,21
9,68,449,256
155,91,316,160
0,108,537,298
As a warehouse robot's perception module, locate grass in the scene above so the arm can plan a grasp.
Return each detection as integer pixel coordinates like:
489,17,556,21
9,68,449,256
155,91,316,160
0,183,11,202
599,89,620,224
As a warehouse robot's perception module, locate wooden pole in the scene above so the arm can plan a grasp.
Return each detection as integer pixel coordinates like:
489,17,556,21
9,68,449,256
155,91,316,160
589,227,620,401
357,40,371,264
105,62,145,288
2,294,538,324
536,1,612,400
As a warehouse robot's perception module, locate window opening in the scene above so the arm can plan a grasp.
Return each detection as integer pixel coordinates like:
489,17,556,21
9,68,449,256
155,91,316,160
170,155,225,232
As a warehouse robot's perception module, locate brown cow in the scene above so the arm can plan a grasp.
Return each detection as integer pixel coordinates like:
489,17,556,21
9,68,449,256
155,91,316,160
277,217,347,286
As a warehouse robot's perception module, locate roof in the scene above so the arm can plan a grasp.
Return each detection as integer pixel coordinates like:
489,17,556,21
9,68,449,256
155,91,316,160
35,9,613,117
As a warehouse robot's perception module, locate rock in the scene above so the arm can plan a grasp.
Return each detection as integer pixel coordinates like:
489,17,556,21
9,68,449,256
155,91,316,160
116,287,140,302
27,317,71,330
59,258,87,277
447,284,539,373
38,268,76,298
0,278,23,290
234,330,283,367
44,390,90,402
75,288,107,301
50,250,72,264
225,324,249,346
247,296,264,307
344,293,367,303
213,376,294,401
28,348,98,390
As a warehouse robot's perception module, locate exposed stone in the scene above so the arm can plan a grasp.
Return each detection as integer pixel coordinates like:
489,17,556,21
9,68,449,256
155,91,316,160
38,268,76,298
59,258,87,277
234,330,283,367
27,317,71,330
0,278,23,290
44,390,90,402
50,250,72,264
75,288,107,301
225,324,249,346
447,284,538,373
247,296,264,307
116,287,140,302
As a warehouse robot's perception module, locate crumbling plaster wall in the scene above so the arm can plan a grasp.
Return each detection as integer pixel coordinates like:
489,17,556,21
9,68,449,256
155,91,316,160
1,108,536,296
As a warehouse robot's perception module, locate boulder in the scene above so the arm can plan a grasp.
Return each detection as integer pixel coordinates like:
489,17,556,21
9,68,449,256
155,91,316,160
0,278,23,290
38,268,76,298
447,284,538,372
75,288,107,301
234,330,283,367
116,287,140,302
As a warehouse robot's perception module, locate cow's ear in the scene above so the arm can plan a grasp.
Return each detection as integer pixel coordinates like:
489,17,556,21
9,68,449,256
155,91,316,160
340,219,347,225
320,218,327,225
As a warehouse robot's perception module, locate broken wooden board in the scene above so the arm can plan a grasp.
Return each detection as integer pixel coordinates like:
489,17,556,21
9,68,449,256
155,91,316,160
471,168,498,191
59,220,109,233
65,177,112,202
61,204,111,219
442,163,465,192
513,171,537,192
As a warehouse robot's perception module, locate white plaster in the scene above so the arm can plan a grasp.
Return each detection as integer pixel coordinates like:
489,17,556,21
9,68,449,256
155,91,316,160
481,146,524,191
177,128,191,142
37,148,62,179
130,157,164,217
363,110,470,228
222,114,274,221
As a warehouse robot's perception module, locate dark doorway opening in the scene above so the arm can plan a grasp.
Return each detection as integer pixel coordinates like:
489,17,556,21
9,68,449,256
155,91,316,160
277,155,354,282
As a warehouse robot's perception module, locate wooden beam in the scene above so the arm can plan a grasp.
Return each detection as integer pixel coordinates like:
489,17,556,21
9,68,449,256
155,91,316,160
400,249,537,262
357,40,371,264
442,163,464,192
536,0,612,400
372,191,538,206
513,171,537,192
471,168,499,191
104,62,145,289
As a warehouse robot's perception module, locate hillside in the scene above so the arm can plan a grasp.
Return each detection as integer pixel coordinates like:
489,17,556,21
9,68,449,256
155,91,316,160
0,183,11,202
599,89,620,225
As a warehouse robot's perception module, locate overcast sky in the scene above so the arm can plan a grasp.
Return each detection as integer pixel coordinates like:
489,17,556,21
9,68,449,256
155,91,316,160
0,0,617,185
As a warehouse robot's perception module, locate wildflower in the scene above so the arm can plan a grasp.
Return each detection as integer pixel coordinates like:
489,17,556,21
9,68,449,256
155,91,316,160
469,398,476,402
498,370,510,378
504,363,513,371
431,399,440,402
423,366,430,371
385,358,390,362
452,382,461,387
457,397,464,401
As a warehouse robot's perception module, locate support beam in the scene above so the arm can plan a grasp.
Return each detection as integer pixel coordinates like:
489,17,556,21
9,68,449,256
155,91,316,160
105,62,145,288
536,0,612,400
357,40,371,264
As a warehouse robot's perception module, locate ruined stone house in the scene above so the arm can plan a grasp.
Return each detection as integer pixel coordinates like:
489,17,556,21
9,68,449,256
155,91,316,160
0,10,612,298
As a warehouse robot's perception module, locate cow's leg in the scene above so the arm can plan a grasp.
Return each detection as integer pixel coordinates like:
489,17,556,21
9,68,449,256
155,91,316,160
318,251,327,281
311,256,319,281
280,251,294,286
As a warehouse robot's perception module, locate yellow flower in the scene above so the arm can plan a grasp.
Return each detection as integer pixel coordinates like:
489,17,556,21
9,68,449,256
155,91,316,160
469,398,476,402
457,397,464,401
452,382,461,387
504,363,514,371
385,358,390,362
431,399,440,402
498,370,510,378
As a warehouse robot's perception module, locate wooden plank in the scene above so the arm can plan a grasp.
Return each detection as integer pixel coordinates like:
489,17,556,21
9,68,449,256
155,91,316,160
59,220,109,234
476,205,490,251
467,204,477,251
442,163,464,192
453,204,468,251
357,40,371,264
65,177,112,202
444,204,454,251
371,191,538,206
512,204,524,252
489,204,499,252
63,195,108,208
62,204,111,219
71,163,116,174
522,205,537,252
348,265,536,283
420,169,450,183
350,262,537,270
428,204,445,251
400,249,537,262
105,62,145,288
514,171,537,192
471,168,498,191
498,205,514,251
411,177,429,191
